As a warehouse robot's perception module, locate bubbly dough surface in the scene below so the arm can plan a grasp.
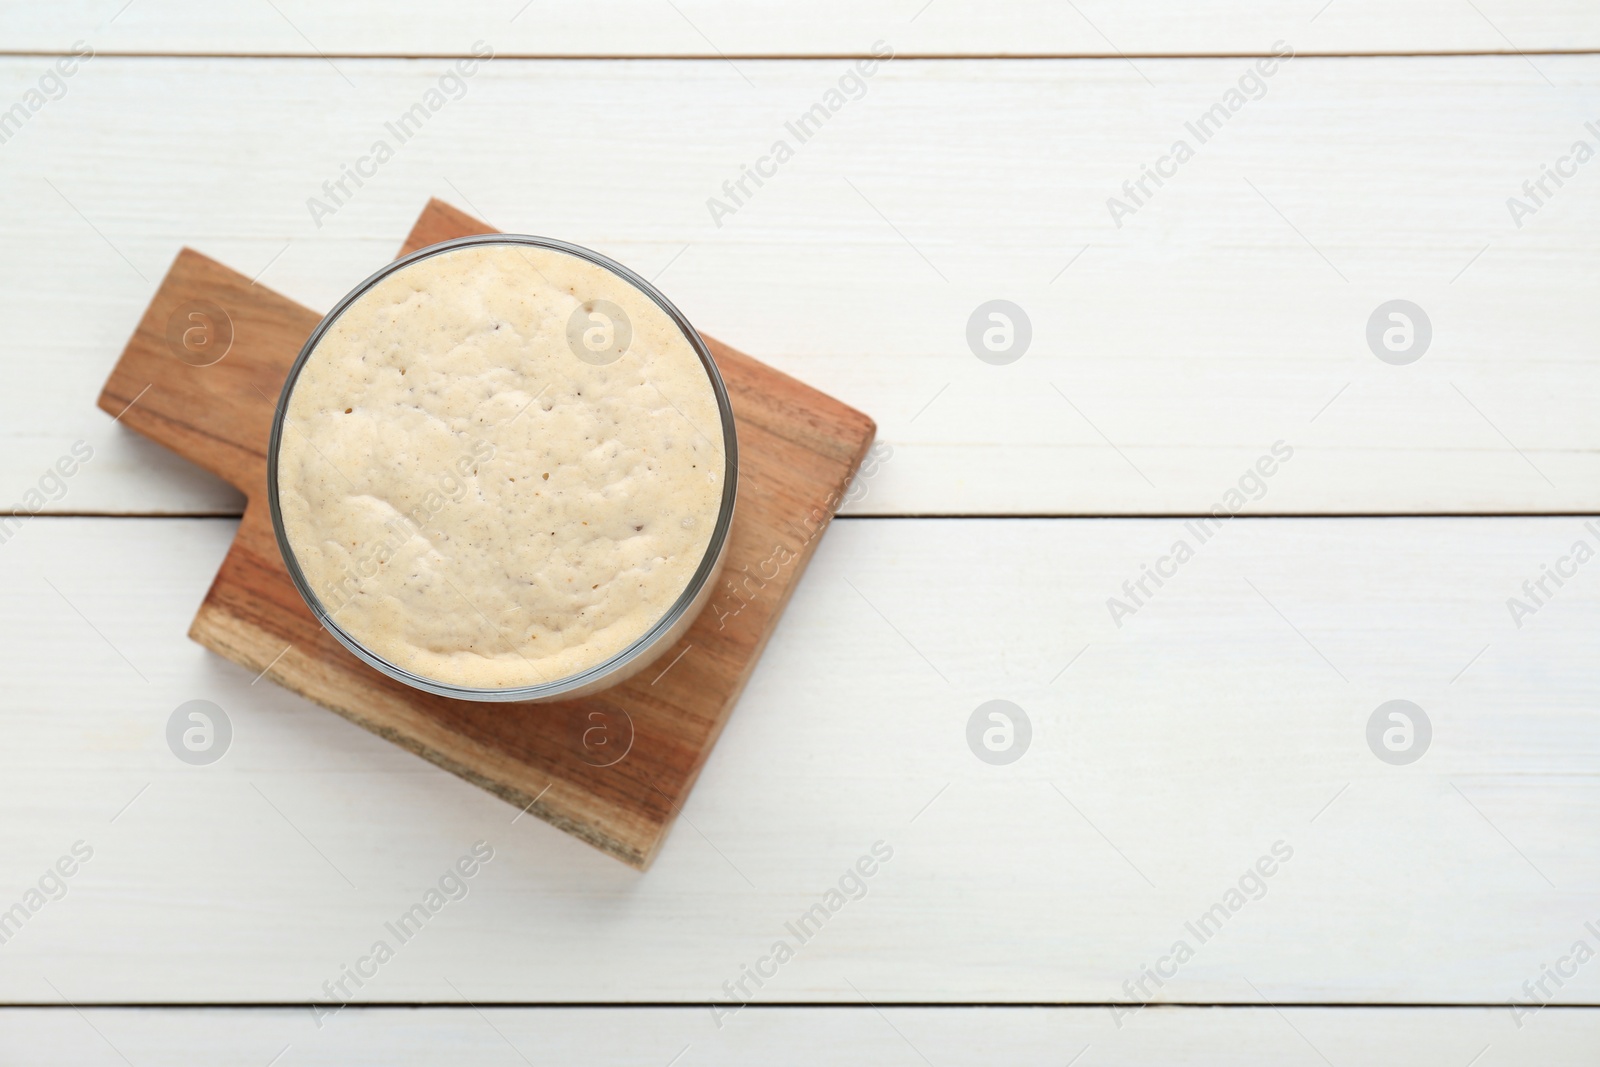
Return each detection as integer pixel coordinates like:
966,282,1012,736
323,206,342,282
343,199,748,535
276,242,726,689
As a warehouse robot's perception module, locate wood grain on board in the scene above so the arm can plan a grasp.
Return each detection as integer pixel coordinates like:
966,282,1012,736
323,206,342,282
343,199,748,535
94,198,877,868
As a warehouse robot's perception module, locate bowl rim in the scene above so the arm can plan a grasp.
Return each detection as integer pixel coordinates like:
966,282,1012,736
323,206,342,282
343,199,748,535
265,232,739,702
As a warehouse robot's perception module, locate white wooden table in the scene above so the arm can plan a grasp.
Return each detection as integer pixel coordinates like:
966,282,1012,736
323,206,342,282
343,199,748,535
2,3,1598,1063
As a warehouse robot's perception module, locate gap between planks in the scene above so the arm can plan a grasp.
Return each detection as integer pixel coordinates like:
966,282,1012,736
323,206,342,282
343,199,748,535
3,1001,1596,1010
23,513,1600,522
2,50,1600,60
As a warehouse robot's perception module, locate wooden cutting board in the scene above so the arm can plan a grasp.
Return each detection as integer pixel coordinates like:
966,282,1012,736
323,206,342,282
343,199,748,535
97,199,876,869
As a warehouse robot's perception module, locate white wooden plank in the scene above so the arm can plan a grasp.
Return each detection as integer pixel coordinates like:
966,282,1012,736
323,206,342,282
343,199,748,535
3,1007,1599,1066
6,1,1600,57
3,56,1598,516
0,516,1595,1003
